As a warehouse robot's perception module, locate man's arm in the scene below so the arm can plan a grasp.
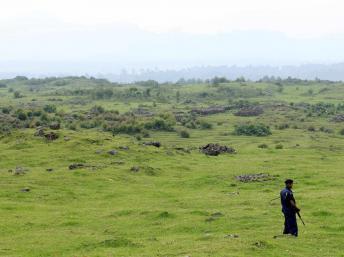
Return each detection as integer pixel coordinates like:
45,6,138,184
290,200,300,212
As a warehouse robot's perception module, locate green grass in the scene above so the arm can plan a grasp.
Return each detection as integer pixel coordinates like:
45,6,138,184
0,78,344,256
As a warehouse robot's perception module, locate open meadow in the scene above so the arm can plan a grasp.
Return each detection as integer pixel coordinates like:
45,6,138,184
0,77,344,257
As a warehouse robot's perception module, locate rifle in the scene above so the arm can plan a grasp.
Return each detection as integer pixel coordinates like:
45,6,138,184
296,211,306,226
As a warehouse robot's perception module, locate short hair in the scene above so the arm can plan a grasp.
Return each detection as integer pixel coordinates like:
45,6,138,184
285,179,294,184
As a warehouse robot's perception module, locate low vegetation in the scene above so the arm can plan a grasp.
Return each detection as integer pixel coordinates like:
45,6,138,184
0,76,343,257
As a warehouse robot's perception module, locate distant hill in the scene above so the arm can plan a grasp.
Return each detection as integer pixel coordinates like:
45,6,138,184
101,63,344,82
1,63,344,83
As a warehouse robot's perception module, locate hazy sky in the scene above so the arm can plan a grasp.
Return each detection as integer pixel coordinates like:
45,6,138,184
1,0,344,74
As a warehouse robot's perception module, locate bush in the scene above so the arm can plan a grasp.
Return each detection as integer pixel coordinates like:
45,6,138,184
90,105,105,114
142,131,150,138
13,91,23,98
258,143,268,149
16,111,27,121
144,119,174,131
179,130,190,138
2,107,11,114
277,123,289,130
43,104,57,113
320,127,333,133
275,144,284,149
112,124,142,135
307,126,316,132
199,121,213,129
339,128,344,136
0,83,7,88
234,124,272,136
66,123,77,131
80,121,100,129
92,88,114,99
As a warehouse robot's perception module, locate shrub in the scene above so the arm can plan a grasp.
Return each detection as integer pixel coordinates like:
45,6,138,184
199,121,213,129
66,123,78,131
319,127,333,133
112,124,142,135
13,91,23,98
258,143,268,149
2,107,11,114
16,111,27,121
43,104,57,113
142,131,150,138
339,128,344,136
234,124,272,136
90,105,105,114
179,130,190,138
0,83,7,88
144,119,174,131
275,144,284,149
307,126,316,132
92,88,114,99
277,123,289,130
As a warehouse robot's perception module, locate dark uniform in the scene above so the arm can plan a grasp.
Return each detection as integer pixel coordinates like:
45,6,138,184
280,187,298,236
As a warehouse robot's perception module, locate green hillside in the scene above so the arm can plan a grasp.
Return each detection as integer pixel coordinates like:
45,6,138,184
0,76,343,257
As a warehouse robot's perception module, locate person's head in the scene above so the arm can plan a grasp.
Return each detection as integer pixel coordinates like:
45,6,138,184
285,179,294,189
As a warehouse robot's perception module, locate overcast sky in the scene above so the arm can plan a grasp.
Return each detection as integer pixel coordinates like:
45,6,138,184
1,0,344,74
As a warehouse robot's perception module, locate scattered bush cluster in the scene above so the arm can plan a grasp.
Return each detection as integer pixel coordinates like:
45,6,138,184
234,124,272,137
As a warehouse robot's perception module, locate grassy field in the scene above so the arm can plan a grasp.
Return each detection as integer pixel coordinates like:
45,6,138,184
0,77,344,257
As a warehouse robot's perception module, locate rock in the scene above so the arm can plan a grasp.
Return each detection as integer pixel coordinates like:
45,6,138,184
108,150,118,155
34,128,45,137
130,166,140,172
46,168,54,172
14,166,26,175
119,146,129,150
200,143,236,156
191,106,229,115
95,150,103,154
234,106,264,117
235,173,275,182
205,212,224,222
49,122,60,130
332,114,344,122
175,147,191,153
69,163,85,170
211,212,223,217
20,188,30,192
227,191,240,196
111,161,125,165
225,234,239,238
34,127,59,141
253,241,267,248
64,136,70,141
133,108,154,117
143,142,161,147
44,132,59,141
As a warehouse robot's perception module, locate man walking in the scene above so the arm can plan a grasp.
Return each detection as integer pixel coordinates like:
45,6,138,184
280,179,300,237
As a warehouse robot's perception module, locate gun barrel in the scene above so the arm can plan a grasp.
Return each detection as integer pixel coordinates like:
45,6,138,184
297,212,306,226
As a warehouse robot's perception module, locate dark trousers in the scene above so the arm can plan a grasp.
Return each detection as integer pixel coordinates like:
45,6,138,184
283,211,298,236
